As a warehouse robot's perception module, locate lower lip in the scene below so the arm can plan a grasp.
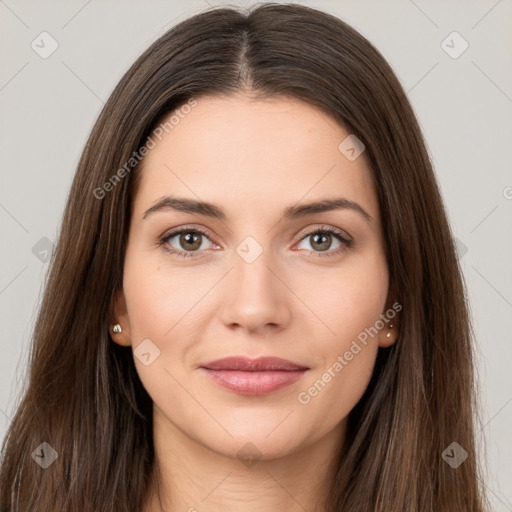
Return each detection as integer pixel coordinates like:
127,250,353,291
201,368,307,395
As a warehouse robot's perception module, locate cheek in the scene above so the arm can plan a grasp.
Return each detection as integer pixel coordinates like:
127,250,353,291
296,340,378,436
122,248,204,341
293,251,389,349
121,248,221,396
293,252,387,420
121,259,198,410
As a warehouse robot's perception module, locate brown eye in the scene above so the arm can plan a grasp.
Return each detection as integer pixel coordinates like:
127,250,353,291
177,231,202,251
160,227,216,258
296,226,353,257
309,232,335,252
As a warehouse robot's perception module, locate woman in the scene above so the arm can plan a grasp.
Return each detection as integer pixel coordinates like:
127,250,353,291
0,3,486,511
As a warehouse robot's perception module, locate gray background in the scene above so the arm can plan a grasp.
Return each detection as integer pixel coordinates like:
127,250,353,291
1,0,511,509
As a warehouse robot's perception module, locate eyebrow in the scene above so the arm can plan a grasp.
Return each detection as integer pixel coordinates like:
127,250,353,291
143,195,373,223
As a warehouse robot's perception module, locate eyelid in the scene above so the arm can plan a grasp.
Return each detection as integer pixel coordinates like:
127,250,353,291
296,224,353,244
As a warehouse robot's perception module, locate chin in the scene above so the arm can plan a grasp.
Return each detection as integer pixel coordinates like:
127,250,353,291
198,424,308,463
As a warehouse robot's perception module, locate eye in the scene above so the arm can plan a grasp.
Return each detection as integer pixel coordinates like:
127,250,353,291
158,224,353,260
158,226,218,259
295,225,353,258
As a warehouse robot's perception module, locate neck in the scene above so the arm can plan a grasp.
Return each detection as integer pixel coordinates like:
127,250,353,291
143,406,345,512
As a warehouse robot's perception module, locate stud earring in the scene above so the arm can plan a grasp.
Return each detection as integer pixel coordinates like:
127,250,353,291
386,323,394,338
112,324,122,334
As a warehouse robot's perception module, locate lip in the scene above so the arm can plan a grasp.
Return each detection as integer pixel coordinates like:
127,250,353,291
201,356,308,372
200,357,309,395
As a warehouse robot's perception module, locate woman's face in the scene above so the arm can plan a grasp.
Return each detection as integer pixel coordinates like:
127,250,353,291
113,93,396,460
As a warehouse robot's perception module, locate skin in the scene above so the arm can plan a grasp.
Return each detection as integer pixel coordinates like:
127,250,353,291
111,93,399,512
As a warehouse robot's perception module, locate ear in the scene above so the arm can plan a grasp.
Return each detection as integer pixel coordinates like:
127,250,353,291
377,294,401,348
109,289,132,347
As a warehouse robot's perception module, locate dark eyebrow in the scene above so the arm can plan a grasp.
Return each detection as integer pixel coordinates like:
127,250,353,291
282,198,373,223
143,196,226,220
143,195,373,223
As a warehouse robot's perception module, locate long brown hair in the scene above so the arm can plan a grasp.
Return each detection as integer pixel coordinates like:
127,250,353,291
0,3,486,511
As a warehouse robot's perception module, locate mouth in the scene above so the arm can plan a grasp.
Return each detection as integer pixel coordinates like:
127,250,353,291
200,356,309,396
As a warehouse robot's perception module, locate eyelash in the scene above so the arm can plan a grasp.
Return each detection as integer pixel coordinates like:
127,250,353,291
157,224,353,260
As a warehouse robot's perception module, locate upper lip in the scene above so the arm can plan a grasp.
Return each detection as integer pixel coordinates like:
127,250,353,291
201,356,309,372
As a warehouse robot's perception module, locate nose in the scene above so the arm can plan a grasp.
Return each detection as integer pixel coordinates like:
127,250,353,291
218,245,291,336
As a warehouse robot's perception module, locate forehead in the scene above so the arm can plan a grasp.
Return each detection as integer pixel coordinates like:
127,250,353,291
134,94,379,222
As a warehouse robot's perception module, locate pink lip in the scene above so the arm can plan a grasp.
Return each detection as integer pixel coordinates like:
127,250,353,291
200,357,309,395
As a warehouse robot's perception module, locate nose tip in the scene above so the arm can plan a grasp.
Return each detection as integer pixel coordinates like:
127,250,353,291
219,251,291,335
